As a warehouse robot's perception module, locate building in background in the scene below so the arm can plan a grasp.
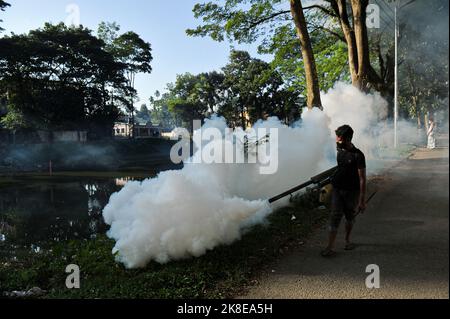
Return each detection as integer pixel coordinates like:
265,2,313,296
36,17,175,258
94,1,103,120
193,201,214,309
113,116,172,139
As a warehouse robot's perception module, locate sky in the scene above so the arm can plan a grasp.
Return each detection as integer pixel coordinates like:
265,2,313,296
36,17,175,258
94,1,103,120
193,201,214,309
2,0,271,107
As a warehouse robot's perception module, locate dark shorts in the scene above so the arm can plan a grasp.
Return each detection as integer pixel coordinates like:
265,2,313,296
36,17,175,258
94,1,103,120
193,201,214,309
329,188,360,232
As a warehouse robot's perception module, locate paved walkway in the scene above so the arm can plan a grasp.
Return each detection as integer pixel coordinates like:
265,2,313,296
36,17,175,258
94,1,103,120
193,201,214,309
241,147,449,299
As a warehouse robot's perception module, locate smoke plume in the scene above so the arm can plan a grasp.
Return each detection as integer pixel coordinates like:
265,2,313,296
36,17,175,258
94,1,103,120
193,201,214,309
103,83,414,268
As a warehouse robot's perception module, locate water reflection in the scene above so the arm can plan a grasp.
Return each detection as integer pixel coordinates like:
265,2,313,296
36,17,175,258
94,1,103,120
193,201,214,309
0,175,148,259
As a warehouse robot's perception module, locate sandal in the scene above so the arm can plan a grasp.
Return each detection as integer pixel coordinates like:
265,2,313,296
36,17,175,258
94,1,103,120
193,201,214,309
321,248,337,258
344,243,357,251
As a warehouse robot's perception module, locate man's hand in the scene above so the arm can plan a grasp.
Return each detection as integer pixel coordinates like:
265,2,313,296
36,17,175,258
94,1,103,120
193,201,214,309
358,199,367,214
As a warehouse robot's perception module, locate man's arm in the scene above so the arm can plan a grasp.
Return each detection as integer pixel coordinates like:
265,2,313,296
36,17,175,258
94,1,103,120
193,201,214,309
358,168,367,212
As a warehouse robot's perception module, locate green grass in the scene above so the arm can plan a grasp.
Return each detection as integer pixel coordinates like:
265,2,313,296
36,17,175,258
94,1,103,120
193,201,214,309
0,194,329,299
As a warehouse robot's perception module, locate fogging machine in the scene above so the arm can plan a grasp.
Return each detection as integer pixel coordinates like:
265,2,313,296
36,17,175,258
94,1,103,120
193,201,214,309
268,166,338,204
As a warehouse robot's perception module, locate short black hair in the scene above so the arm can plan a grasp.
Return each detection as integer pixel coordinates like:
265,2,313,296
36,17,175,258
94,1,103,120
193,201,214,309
335,125,354,142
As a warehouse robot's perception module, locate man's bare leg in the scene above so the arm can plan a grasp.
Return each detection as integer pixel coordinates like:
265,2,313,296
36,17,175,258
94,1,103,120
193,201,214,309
322,231,338,257
345,222,356,250
328,231,338,250
345,223,353,244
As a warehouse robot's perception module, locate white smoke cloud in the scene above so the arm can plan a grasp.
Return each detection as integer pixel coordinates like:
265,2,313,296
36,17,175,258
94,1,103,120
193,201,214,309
103,83,417,268
322,82,388,158
322,83,419,161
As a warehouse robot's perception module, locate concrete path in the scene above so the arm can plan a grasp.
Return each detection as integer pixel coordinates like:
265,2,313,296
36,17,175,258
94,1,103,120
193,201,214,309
241,147,449,299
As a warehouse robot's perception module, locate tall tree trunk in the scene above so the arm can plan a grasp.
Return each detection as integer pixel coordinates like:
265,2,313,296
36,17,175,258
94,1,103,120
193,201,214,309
416,110,422,129
351,0,371,91
332,0,379,92
412,96,420,128
335,0,358,84
290,0,322,109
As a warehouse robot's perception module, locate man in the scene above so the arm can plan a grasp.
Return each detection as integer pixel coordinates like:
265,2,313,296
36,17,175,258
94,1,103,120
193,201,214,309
321,125,367,257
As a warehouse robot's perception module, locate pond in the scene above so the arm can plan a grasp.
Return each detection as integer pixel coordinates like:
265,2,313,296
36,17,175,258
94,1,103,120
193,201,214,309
0,173,155,261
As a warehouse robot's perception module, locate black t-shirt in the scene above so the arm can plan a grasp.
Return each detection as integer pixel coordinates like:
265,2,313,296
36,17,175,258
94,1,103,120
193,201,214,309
332,145,366,191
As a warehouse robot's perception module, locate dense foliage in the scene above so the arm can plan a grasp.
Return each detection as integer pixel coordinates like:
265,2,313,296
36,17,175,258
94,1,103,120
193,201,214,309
0,21,152,138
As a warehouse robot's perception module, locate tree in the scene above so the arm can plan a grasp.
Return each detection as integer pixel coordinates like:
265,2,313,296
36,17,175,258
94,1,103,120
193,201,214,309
194,71,226,116
164,72,225,131
290,0,322,108
298,1,413,96
397,0,449,126
150,91,178,129
187,0,322,109
97,21,120,52
331,1,374,91
0,106,28,130
113,31,153,90
286,0,386,92
219,50,302,127
136,104,151,123
98,22,153,135
221,51,267,127
0,23,129,136
154,50,302,129
260,21,350,96
0,0,10,32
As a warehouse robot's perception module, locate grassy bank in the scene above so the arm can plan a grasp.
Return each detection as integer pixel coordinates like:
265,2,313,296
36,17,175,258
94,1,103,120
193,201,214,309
0,195,329,299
